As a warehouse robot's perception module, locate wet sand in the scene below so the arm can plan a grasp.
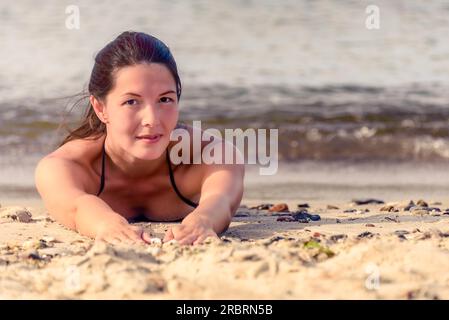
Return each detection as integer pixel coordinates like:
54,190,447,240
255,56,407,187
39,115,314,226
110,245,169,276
1,197,449,299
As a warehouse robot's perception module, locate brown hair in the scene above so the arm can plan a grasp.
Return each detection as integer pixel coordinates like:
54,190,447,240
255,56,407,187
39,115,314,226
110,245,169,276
57,31,182,147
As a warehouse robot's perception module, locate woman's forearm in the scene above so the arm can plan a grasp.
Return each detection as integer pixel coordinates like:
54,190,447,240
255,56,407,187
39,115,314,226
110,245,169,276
73,194,127,238
189,194,234,234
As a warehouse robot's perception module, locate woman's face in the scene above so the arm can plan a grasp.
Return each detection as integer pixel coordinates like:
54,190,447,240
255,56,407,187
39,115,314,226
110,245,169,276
101,63,179,160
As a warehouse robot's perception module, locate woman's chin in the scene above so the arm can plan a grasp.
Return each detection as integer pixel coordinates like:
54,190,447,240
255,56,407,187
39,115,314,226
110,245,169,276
135,142,168,159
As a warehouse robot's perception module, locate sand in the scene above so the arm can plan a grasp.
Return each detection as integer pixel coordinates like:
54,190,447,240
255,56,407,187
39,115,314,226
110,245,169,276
0,198,449,300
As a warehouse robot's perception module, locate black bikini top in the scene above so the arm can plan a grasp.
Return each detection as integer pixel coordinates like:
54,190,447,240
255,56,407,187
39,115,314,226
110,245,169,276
96,138,198,208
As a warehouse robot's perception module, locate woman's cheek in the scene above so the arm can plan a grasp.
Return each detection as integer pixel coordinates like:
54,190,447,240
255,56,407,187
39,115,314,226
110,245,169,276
168,106,179,127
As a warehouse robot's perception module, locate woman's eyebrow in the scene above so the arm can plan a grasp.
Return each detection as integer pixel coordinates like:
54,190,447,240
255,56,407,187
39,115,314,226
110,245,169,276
159,90,176,96
121,92,142,97
120,90,176,97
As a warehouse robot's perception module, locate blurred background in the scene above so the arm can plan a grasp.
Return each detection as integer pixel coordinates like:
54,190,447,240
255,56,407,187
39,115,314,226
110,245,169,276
1,0,449,203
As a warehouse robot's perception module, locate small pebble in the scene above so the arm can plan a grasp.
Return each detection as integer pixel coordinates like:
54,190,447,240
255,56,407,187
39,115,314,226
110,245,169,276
384,216,400,223
41,236,57,244
234,211,250,217
268,203,289,213
292,210,321,222
16,211,33,223
297,203,310,208
397,234,407,241
416,199,428,207
403,201,416,211
357,231,376,239
33,215,54,222
380,205,398,212
330,234,347,242
327,205,339,210
276,216,295,222
365,223,375,227
352,198,385,205
0,207,33,223
250,203,273,210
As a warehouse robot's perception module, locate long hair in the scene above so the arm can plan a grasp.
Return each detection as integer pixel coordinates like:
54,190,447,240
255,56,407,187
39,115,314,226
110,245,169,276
58,31,182,147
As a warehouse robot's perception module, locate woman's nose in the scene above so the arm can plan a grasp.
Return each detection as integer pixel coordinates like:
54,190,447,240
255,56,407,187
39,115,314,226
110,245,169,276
142,104,161,126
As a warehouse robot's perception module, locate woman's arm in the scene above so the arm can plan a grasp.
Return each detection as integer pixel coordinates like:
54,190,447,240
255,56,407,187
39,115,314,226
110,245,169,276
191,162,244,234
164,139,245,245
35,157,151,244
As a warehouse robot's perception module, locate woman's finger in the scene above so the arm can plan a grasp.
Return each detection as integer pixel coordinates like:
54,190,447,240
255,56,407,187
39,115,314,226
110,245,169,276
193,235,208,245
107,237,122,246
171,225,190,240
193,233,218,245
119,231,138,245
178,234,198,246
126,226,146,243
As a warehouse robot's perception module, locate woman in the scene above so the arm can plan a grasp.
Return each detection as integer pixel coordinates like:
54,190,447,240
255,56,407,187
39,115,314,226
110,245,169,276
35,31,244,246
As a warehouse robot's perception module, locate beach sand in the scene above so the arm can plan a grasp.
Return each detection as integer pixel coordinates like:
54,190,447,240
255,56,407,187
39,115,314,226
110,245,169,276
1,197,449,300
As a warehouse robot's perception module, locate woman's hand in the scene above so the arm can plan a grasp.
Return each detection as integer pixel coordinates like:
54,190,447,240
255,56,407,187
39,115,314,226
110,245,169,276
163,213,219,245
95,218,153,245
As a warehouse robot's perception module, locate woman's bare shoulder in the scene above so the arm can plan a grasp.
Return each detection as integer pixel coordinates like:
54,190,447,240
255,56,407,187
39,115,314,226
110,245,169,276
37,136,105,195
48,135,105,166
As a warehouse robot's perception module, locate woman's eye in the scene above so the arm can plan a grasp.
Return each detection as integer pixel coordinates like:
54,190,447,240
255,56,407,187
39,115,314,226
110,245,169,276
123,99,138,106
160,97,174,104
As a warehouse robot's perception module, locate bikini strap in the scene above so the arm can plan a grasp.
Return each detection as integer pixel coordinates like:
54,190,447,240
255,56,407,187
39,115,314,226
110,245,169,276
96,139,106,196
166,148,199,208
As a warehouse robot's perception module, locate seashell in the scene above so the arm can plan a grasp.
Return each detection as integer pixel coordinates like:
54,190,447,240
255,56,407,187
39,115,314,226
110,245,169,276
149,237,162,245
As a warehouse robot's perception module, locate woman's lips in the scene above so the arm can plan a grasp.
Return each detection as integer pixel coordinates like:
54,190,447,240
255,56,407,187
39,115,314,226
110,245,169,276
137,134,162,143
